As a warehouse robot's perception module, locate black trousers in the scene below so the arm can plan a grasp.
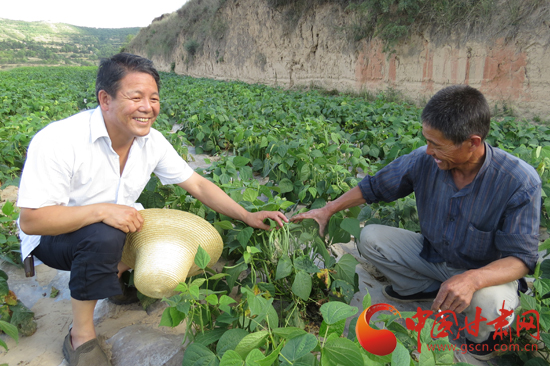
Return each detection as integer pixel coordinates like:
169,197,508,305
33,223,127,301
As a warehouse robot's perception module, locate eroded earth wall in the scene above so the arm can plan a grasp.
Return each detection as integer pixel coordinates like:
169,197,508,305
131,0,550,116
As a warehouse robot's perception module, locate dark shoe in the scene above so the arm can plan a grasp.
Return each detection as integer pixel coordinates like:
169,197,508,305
465,332,500,361
63,331,111,366
108,276,138,305
382,285,438,302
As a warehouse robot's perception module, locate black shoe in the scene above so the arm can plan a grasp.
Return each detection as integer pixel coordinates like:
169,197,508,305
465,332,500,361
382,285,438,303
108,276,138,305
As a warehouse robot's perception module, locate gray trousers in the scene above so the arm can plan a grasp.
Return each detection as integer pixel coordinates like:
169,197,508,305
358,224,519,343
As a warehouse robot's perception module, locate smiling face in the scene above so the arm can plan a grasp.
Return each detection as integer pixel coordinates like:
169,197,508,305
99,71,160,147
422,123,475,171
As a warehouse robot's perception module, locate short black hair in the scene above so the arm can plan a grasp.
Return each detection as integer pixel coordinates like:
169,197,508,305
421,85,491,144
95,53,160,102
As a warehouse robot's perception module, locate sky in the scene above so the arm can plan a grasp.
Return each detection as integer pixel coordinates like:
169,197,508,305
2,0,189,29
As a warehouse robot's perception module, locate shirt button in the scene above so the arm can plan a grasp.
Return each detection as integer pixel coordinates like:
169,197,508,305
450,218,455,222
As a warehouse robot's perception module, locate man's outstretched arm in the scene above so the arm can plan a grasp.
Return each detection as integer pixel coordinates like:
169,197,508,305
290,185,366,236
177,172,288,230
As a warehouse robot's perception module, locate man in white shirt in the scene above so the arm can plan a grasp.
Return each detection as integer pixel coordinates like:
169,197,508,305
17,53,288,366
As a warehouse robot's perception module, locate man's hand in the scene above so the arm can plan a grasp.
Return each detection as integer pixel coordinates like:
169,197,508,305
290,208,331,236
101,204,144,233
244,211,289,231
431,271,478,314
431,257,529,314
290,186,365,236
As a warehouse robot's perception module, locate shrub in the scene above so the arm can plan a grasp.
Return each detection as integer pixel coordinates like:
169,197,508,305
184,39,200,56
128,0,226,58
345,0,547,47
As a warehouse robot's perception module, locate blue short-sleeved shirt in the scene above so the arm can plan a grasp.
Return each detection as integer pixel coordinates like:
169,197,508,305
358,143,541,273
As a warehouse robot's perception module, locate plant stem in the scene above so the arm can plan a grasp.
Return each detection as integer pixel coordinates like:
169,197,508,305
321,325,330,348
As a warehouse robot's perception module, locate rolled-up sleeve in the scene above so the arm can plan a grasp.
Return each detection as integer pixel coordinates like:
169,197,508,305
496,183,541,274
358,151,417,204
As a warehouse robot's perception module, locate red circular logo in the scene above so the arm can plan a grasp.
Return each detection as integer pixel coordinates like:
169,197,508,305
356,303,401,356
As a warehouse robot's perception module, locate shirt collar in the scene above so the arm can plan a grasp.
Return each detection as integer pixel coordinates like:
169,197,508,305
451,142,493,196
90,106,150,147
476,142,493,176
90,107,109,143
135,133,150,148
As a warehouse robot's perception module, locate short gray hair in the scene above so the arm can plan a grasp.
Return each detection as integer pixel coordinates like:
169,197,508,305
421,85,491,144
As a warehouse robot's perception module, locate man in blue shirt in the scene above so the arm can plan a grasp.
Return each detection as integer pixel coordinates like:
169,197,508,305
291,85,541,360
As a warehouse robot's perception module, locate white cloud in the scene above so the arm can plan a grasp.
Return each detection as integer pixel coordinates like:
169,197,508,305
2,0,189,28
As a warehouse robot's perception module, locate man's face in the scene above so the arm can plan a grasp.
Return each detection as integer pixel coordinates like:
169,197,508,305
422,123,473,170
101,72,160,141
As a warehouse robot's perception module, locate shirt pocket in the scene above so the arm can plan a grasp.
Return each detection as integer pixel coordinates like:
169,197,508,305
458,223,499,265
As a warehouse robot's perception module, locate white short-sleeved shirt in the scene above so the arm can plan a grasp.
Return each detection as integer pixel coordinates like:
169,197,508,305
17,106,194,259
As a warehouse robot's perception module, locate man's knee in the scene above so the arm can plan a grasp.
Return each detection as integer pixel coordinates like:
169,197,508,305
68,224,127,300
77,223,126,257
358,224,386,256
468,281,519,323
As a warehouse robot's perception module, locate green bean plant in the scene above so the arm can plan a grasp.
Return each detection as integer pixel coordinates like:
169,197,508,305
0,269,36,340
175,288,475,366
495,241,550,364
159,245,233,345
0,270,19,354
0,202,21,267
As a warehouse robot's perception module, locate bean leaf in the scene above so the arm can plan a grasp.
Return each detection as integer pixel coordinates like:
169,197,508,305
292,270,312,301
194,245,211,270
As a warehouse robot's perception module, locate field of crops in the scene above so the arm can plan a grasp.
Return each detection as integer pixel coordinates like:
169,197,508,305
2,67,550,225
2,66,550,365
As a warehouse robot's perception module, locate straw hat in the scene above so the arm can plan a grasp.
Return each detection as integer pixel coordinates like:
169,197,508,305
121,208,223,299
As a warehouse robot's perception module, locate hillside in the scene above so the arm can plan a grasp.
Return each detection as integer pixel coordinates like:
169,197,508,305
126,0,550,118
0,18,140,67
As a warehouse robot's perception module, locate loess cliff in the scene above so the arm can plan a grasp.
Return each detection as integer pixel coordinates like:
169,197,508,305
127,0,550,117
